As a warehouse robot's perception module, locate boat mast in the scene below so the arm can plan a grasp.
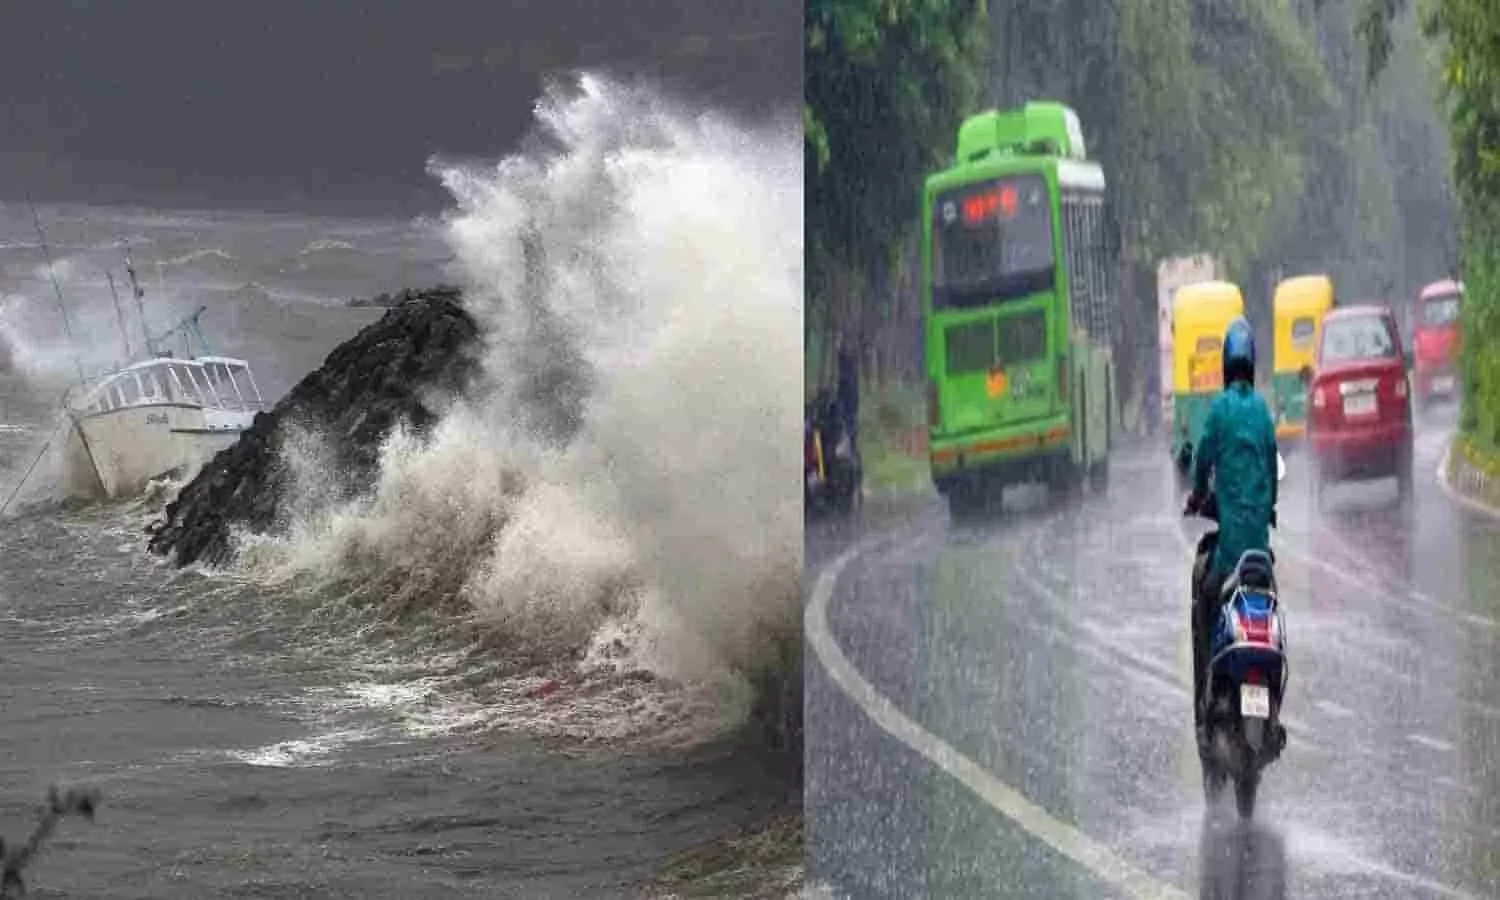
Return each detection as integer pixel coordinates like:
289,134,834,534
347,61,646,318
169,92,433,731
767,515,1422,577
105,271,133,363
123,246,155,356
26,200,85,384
153,306,210,358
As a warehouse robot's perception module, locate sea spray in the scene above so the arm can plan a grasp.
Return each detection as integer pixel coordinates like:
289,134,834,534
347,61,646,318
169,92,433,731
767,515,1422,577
238,72,802,740
1,256,166,384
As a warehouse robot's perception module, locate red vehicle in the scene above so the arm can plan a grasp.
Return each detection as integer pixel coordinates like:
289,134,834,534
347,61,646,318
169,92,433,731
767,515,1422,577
1412,279,1462,406
1306,304,1414,508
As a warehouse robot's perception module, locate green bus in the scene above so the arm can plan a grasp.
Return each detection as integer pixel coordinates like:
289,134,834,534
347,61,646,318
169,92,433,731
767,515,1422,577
922,101,1115,512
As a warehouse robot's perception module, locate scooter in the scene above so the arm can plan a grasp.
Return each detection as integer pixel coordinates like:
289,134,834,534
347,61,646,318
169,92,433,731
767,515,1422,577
804,392,860,516
1184,452,1288,819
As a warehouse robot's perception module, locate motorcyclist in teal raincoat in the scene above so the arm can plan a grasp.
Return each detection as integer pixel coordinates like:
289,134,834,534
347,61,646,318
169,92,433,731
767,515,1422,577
1185,316,1279,750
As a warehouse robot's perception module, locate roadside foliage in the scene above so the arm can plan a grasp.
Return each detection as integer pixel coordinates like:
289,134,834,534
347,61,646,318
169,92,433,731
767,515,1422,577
806,0,1457,422
1365,0,1500,447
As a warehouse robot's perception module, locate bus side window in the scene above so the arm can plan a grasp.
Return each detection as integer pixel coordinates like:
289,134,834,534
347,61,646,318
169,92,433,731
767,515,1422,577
1084,200,1097,337
1070,194,1109,342
1088,200,1109,342
1063,197,1085,329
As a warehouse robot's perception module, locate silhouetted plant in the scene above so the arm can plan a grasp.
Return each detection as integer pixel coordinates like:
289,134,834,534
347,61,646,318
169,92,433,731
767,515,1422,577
0,785,101,898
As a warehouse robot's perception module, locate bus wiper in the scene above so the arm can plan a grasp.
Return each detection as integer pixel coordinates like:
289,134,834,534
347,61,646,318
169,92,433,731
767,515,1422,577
935,268,1055,309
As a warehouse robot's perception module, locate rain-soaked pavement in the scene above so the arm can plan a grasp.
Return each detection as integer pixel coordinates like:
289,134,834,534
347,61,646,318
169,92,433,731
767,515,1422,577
806,404,1500,899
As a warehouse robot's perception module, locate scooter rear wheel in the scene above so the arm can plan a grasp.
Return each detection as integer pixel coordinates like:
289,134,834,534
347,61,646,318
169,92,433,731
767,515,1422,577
1235,770,1259,819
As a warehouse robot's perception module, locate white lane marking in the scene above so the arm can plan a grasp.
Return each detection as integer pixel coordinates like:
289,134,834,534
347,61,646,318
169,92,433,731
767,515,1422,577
1276,434,1500,630
1463,612,1498,630
1407,733,1455,753
1289,506,1498,630
1009,526,1344,765
1330,854,1481,899
1273,530,1499,631
1169,485,1497,635
806,527,1191,900
1315,699,1355,719
1090,511,1490,896
1109,517,1498,771
817,509,1484,899
1166,524,1500,732
1009,536,1321,743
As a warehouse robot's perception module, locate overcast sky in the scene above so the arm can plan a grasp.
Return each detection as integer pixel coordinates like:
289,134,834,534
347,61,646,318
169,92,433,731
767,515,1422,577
0,1,800,217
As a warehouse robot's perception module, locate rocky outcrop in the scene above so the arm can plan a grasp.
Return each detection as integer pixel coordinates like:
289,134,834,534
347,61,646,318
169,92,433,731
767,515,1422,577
147,288,482,567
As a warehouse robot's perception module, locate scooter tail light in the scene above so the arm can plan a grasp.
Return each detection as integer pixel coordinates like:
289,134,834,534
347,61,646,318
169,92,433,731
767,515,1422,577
813,429,825,480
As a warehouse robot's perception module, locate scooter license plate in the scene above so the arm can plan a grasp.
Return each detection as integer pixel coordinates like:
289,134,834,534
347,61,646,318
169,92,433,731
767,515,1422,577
1240,684,1271,719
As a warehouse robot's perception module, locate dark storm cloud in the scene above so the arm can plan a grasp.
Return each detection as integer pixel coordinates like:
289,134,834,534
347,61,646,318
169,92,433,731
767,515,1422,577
0,1,799,216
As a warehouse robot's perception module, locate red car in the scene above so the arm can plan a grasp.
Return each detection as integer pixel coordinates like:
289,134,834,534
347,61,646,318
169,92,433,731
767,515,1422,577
1306,304,1414,508
1413,279,1462,406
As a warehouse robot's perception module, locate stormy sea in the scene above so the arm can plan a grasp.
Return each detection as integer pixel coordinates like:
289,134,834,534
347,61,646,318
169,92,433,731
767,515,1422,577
0,75,801,898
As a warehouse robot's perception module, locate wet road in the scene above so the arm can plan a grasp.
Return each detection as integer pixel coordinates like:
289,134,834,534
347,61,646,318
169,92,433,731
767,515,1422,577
806,408,1500,899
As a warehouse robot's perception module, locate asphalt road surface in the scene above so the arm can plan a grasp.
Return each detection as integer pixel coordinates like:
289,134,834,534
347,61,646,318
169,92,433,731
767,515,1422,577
806,405,1500,899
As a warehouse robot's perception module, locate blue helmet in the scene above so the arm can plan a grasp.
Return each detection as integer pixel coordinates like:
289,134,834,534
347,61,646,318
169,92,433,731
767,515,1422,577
1222,317,1256,385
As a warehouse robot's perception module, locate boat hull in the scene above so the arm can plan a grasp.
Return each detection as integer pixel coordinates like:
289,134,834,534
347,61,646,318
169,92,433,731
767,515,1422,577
63,402,248,499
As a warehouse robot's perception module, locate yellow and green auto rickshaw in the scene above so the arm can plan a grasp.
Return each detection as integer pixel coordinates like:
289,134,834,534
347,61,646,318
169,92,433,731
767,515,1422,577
1271,274,1334,444
1171,280,1246,476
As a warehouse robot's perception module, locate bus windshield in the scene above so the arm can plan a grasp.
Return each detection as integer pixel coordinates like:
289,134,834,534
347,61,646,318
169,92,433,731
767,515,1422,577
932,174,1054,309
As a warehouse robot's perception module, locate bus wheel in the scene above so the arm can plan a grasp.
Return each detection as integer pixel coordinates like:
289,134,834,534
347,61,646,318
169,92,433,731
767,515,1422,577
946,482,992,520
1046,458,1082,500
1089,454,1110,493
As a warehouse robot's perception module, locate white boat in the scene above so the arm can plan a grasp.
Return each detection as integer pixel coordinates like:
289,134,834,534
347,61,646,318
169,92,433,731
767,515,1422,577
0,216,268,506
61,354,265,498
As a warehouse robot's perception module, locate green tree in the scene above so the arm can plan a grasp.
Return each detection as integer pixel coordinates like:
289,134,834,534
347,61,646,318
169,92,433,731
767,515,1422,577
806,0,1456,423
803,0,991,386
985,0,1450,402
1364,0,1500,441
994,0,1331,399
